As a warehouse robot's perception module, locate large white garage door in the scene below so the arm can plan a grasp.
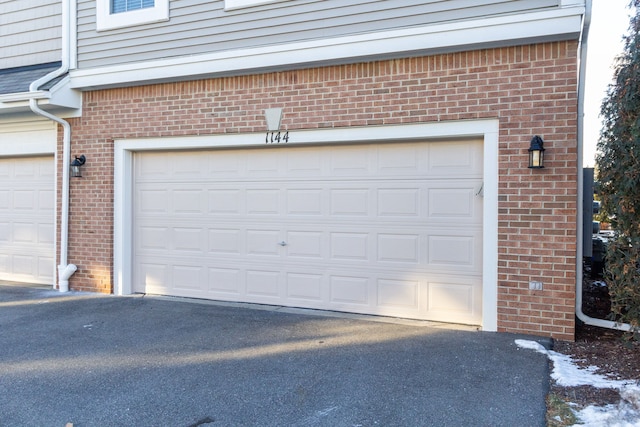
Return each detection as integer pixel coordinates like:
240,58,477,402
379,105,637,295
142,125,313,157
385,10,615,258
0,156,55,284
133,140,483,324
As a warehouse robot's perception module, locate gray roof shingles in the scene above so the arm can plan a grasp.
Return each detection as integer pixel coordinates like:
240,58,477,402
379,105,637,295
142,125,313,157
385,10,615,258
0,62,64,95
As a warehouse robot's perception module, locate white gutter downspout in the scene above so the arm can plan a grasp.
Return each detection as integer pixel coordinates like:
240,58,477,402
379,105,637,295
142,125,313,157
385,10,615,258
576,0,632,332
29,0,77,292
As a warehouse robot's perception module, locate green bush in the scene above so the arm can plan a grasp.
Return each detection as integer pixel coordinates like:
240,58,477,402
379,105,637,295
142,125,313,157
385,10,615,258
596,0,640,339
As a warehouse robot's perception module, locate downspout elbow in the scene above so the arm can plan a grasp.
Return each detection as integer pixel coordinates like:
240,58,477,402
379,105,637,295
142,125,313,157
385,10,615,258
57,264,77,293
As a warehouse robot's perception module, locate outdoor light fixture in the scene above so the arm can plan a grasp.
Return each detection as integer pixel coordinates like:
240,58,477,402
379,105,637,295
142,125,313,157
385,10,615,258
528,136,545,169
70,155,86,178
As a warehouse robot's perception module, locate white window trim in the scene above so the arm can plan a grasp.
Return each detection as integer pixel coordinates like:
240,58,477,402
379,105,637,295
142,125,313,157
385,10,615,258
96,0,169,31
225,0,291,11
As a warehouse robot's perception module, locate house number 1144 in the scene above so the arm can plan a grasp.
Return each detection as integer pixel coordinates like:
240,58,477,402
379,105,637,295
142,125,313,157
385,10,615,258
265,131,289,144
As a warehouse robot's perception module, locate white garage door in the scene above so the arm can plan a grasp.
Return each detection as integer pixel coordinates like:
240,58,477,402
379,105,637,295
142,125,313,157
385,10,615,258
133,140,483,324
0,156,55,284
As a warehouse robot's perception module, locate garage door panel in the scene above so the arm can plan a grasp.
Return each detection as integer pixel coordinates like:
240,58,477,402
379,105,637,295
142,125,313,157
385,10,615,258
427,139,483,177
208,189,241,214
173,190,205,214
286,272,323,301
377,233,420,263
137,262,169,294
38,223,55,244
330,232,370,261
39,189,55,211
172,265,206,291
136,153,171,178
377,188,420,217
246,189,280,214
139,226,170,250
138,189,169,213
330,189,369,216
377,278,420,310
209,229,241,254
247,150,281,176
207,151,243,177
134,140,483,325
330,146,374,176
0,190,8,209
428,186,482,223
38,256,54,277
14,221,41,243
208,267,242,294
286,149,323,176
173,227,205,252
14,190,37,210
286,189,323,215
329,275,370,305
427,229,482,272
285,231,323,259
0,156,54,284
427,278,481,323
13,255,35,275
246,229,281,256
377,143,423,174
171,154,206,179
246,270,281,298
0,221,8,241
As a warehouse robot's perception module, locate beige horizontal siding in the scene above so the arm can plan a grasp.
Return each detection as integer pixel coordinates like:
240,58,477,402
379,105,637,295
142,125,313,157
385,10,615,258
0,0,61,69
77,0,559,69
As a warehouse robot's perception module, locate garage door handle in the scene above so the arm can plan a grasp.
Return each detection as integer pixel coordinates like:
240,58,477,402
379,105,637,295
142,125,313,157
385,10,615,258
278,241,288,246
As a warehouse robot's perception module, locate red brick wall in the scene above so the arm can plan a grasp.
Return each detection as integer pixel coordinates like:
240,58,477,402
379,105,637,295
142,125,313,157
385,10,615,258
63,41,578,340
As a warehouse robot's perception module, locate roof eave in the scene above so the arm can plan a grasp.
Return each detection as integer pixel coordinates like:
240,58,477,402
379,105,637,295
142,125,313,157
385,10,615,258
0,76,81,117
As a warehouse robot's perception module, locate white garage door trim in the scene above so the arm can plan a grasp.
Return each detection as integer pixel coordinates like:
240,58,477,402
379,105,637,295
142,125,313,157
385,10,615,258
0,119,58,285
114,120,498,330
0,119,57,156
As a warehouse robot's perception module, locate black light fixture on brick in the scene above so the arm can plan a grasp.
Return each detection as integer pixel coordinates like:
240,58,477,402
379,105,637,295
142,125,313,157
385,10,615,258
70,155,86,178
528,135,545,169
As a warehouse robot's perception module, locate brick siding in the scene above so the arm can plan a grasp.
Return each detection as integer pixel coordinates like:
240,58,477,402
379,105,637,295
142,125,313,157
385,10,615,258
62,41,578,340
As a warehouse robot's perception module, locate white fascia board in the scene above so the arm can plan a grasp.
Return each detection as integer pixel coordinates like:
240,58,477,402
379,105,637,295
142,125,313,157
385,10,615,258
0,92,50,115
0,91,50,103
71,7,585,90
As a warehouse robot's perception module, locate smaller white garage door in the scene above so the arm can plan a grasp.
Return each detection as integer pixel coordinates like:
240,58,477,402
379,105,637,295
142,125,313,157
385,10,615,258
0,156,55,284
133,140,483,325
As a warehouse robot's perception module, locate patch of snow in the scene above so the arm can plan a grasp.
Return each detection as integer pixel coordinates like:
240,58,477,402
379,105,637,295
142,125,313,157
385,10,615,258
576,402,640,427
515,339,640,426
515,339,547,353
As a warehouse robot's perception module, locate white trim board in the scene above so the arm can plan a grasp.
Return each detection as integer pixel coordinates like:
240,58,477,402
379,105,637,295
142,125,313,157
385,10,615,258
0,121,57,156
114,119,499,331
72,7,585,90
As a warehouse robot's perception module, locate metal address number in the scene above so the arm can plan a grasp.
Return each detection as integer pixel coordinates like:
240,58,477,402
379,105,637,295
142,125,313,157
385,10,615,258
265,131,289,144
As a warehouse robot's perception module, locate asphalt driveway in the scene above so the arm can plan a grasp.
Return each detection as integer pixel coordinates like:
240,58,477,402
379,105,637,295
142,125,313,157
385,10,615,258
0,285,551,426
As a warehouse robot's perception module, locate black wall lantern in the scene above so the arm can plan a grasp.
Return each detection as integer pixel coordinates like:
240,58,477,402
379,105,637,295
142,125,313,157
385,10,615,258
70,155,86,178
528,136,545,169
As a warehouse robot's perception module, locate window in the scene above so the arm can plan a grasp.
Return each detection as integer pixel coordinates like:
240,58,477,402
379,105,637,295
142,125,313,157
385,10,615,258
112,0,155,14
96,0,169,31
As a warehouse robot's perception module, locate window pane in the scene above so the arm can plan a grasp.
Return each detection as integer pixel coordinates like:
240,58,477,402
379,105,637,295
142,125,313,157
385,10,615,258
111,0,155,14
